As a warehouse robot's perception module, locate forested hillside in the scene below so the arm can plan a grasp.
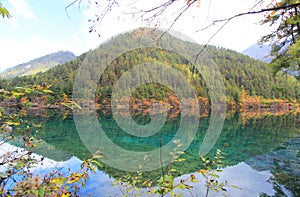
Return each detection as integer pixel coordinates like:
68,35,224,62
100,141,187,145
0,30,299,105
0,51,76,79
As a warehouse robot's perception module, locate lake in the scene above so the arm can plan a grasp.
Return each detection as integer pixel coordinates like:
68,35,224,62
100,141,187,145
8,110,300,196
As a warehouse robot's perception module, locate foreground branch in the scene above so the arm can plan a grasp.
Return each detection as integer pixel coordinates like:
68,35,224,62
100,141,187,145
197,3,300,32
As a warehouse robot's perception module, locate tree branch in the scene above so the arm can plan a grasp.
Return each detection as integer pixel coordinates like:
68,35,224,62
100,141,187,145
196,3,300,32
192,2,300,63
158,1,197,40
65,0,83,18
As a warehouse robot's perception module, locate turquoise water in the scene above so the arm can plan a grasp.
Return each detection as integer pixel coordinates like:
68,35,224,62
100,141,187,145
11,111,300,196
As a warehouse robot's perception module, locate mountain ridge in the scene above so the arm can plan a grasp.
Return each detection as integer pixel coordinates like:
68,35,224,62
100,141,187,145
0,51,76,79
242,44,272,63
1,29,299,104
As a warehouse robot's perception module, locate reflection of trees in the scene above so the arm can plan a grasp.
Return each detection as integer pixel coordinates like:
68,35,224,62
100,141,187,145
249,136,300,197
12,112,299,182
270,161,300,197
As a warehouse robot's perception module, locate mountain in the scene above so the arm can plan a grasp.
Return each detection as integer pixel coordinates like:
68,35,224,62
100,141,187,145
1,29,299,103
0,51,76,79
242,44,272,63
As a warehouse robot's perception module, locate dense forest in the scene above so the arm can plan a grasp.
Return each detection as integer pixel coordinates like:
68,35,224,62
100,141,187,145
0,29,299,105
0,51,76,79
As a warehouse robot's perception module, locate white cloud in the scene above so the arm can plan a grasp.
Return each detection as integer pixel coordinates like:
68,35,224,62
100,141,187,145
149,0,273,52
0,0,275,72
74,0,274,52
67,0,140,53
8,0,36,20
0,37,69,72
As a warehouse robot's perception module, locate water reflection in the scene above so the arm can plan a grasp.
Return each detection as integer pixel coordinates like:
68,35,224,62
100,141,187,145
7,110,300,196
1,142,287,196
28,155,291,196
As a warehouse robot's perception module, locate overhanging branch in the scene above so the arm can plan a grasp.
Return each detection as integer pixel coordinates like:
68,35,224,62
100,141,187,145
197,3,300,32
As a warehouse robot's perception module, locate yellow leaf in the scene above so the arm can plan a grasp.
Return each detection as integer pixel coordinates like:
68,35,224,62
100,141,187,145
190,174,199,183
43,89,54,94
176,158,186,162
67,178,79,184
72,101,82,109
6,120,20,126
11,91,25,98
91,160,102,167
60,192,71,197
67,173,84,184
61,102,72,109
197,169,208,174
50,177,66,186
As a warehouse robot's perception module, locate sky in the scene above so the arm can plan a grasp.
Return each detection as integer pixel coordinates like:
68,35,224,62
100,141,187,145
0,0,273,72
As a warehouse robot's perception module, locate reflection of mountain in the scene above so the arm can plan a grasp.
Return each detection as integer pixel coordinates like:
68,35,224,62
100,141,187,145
8,135,73,161
246,135,300,196
17,112,300,180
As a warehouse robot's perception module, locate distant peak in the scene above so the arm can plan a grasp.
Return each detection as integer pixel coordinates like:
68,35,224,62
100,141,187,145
242,44,272,63
0,51,76,79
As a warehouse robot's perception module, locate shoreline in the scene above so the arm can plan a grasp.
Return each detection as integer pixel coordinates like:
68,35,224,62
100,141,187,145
0,95,299,119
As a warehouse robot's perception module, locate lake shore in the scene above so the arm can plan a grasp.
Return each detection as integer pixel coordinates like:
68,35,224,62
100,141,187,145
0,94,299,119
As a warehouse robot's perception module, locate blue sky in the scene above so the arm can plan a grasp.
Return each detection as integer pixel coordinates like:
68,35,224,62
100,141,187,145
0,0,92,71
0,0,273,72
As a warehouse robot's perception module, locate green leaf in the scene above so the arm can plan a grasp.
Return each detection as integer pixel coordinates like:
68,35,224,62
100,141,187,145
128,187,133,193
212,187,219,192
16,162,26,169
231,185,242,190
6,120,20,126
0,4,10,18
210,174,220,178
24,88,32,94
38,187,45,197
91,159,102,167
42,89,54,94
164,174,173,181
34,190,39,197
177,183,186,190
11,91,25,98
